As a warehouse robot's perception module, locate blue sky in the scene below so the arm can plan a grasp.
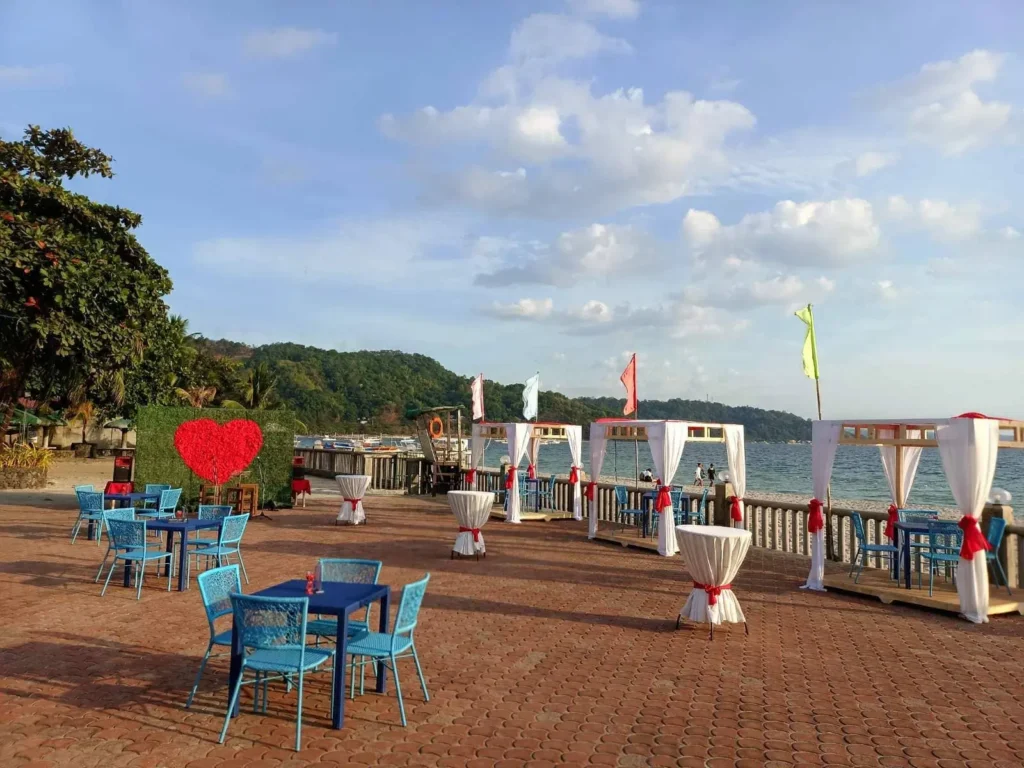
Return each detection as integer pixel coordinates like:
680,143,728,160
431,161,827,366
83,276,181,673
3,0,1022,418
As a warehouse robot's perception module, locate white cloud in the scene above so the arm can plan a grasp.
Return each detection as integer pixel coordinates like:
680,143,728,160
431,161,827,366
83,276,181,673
878,50,1013,155
510,13,631,67
875,280,899,300
683,273,835,310
683,199,881,267
486,297,554,319
182,72,230,99
567,0,640,19
244,27,337,58
854,151,898,177
885,196,983,241
0,65,64,88
1001,226,1021,241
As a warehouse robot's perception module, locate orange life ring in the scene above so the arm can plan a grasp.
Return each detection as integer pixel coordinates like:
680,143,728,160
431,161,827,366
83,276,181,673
428,416,444,438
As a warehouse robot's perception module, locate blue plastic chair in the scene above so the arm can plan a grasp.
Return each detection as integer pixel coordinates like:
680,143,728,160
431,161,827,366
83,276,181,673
139,487,181,519
986,518,1012,596
74,484,95,493
691,488,709,525
919,521,963,596
346,574,430,727
94,508,137,582
220,594,334,751
613,485,644,531
537,474,556,510
849,512,899,583
190,513,250,583
898,509,940,555
99,519,174,599
185,564,242,708
188,505,234,548
307,559,383,643
142,484,171,508
72,490,106,544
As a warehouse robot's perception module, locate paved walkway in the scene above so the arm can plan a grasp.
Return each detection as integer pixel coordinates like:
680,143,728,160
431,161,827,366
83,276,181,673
2,494,1024,767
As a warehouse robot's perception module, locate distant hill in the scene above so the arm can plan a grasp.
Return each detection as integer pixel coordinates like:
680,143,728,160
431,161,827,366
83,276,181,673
204,340,811,441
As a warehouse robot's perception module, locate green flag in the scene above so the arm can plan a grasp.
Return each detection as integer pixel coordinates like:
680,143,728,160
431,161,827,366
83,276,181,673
794,304,819,380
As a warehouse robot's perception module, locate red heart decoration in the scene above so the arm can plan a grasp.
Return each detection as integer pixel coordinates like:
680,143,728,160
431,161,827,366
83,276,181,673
173,419,264,484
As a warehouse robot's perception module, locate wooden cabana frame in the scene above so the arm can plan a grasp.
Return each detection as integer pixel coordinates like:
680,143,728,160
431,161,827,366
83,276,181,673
838,419,1024,450
597,420,728,443
475,421,571,442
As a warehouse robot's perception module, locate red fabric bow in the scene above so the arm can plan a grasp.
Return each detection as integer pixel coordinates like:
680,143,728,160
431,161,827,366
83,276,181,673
958,516,991,559
808,498,824,533
459,526,482,542
568,466,580,484
728,496,742,522
527,464,536,480
585,481,597,501
655,484,672,513
466,469,476,485
344,498,361,508
885,504,898,540
505,467,516,490
693,581,732,607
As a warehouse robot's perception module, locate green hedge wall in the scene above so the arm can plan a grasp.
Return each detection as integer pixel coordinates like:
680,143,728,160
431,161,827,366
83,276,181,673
134,406,296,507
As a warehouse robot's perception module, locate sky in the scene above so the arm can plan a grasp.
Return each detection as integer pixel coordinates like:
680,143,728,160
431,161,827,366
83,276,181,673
2,0,1023,419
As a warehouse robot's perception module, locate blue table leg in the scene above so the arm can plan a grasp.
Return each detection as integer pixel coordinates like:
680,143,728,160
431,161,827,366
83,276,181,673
177,529,189,591
123,558,131,587
229,614,242,717
902,528,912,589
376,591,389,694
163,530,174,577
331,611,349,729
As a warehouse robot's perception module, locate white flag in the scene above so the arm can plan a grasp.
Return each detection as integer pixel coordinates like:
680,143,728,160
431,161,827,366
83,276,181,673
522,373,539,421
470,373,485,420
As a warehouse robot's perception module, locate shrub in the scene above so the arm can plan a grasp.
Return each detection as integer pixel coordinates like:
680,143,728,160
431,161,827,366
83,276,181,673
0,442,54,469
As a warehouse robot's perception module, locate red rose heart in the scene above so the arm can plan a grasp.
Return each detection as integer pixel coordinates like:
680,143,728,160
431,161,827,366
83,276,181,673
173,419,263,484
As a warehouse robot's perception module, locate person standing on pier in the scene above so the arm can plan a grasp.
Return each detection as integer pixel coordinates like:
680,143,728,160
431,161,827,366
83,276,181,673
694,463,704,487
707,463,716,484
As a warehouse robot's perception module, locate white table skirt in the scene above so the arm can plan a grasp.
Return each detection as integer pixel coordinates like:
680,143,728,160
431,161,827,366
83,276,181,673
448,490,494,555
675,524,751,626
335,475,371,524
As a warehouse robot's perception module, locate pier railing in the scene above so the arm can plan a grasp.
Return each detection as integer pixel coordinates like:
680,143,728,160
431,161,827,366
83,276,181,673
293,448,433,494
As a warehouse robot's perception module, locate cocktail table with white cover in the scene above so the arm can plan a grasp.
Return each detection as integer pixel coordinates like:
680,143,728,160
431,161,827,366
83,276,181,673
335,475,371,524
675,524,752,630
448,490,494,557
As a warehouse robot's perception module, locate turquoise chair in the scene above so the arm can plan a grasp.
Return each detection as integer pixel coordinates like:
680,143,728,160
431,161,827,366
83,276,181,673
139,487,181,519
99,519,174,599
986,518,1011,596
188,505,234,549
71,490,106,544
919,521,963,596
94,508,137,582
74,484,95,493
850,512,899,583
613,485,644,532
537,474,556,510
307,559,383,643
689,488,709,525
346,574,430,727
189,513,250,583
186,564,242,708
220,594,334,751
143,484,171,508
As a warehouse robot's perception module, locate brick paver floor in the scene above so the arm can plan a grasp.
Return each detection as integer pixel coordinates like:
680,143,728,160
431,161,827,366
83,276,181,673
2,493,1024,767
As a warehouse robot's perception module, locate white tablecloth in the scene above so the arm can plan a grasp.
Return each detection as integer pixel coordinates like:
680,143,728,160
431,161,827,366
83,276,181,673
448,490,494,556
335,475,371,524
675,524,751,626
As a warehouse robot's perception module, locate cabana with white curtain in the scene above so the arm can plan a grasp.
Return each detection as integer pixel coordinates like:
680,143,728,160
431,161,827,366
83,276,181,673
586,419,747,556
803,414,1024,623
465,421,584,524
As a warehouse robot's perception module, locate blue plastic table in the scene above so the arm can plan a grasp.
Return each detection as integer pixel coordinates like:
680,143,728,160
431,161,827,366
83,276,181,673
231,580,391,729
141,518,223,591
105,492,161,508
894,520,936,589
640,490,690,536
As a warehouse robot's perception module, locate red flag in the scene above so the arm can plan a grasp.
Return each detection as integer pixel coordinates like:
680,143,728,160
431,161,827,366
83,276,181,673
620,354,637,416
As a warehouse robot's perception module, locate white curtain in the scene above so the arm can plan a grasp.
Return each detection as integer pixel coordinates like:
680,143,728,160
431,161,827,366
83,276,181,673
802,420,841,592
469,423,487,490
527,436,541,478
566,425,583,521
723,424,746,527
649,422,688,556
587,424,607,539
937,418,999,624
878,428,922,507
504,423,532,524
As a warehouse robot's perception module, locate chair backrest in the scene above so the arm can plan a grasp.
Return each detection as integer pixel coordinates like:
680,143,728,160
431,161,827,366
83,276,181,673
850,512,867,543
394,574,430,636
670,491,682,509
899,509,938,522
198,504,233,520
74,484,95,493
319,558,382,584
159,488,182,512
614,485,628,507
927,520,962,549
197,565,242,630
107,518,147,550
101,508,136,533
78,491,104,513
146,484,171,495
219,513,250,546
696,488,709,513
548,474,556,490
987,517,1007,550
231,593,308,651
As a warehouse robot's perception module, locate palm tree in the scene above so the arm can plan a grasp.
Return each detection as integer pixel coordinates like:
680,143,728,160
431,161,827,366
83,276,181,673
175,386,217,408
243,362,278,410
66,400,95,444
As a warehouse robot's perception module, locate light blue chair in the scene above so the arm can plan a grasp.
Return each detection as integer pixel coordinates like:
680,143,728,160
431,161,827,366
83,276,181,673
307,559,383,643
346,574,430,727
691,488,709,525
72,490,106,544
186,564,242,708
220,594,334,751
986,518,1012,596
142,484,171,508
613,485,644,532
190,513,250,584
74,484,95,493
537,474,556,510
188,505,233,549
94,508,137,582
139,487,181,519
99,519,174,599
850,512,899,583
919,521,963,596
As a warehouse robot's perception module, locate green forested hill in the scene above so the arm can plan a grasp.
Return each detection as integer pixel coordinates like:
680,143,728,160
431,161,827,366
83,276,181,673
216,342,810,442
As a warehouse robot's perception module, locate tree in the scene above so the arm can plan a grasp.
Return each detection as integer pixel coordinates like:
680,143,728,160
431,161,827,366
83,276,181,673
65,399,95,444
175,386,217,408
241,361,278,409
0,126,172,433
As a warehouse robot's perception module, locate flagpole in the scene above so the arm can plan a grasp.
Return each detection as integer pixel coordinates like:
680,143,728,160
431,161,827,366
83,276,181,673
807,305,835,560
633,360,640,492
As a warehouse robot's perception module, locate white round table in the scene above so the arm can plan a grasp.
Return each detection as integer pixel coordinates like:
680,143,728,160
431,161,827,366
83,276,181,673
675,524,751,636
448,490,494,559
335,475,371,524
